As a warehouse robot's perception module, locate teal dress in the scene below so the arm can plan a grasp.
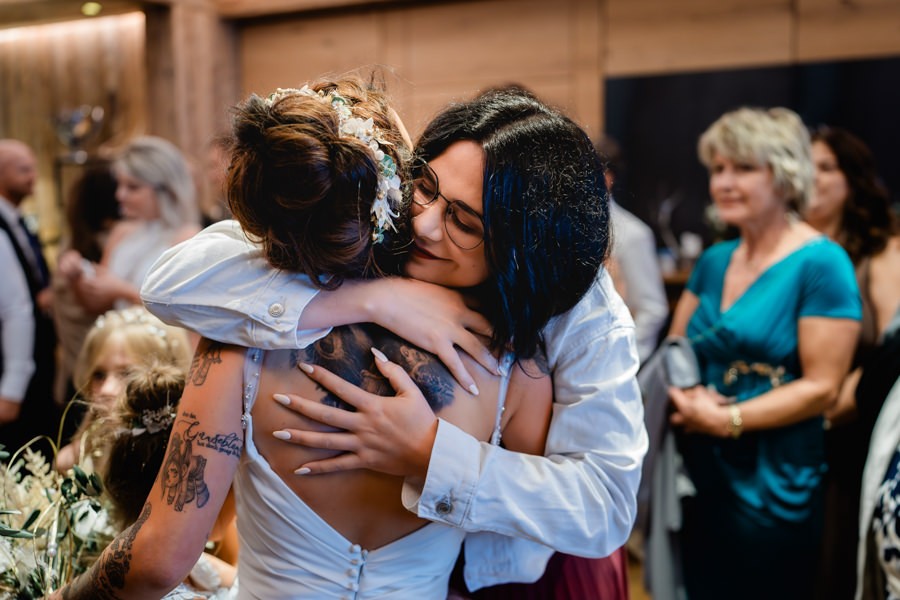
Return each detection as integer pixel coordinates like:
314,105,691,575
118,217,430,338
679,237,861,600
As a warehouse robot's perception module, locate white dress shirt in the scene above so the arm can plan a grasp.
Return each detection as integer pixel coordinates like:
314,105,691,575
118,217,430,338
142,220,648,590
0,197,37,402
609,201,668,362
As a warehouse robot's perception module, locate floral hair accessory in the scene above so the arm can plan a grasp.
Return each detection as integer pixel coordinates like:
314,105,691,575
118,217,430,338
265,86,402,244
119,405,176,437
94,307,168,338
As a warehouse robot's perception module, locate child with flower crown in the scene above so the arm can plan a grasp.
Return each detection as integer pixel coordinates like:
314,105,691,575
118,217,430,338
55,306,192,474
101,362,237,599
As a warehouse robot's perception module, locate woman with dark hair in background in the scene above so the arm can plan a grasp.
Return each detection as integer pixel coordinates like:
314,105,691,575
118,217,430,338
805,125,900,599
53,163,120,421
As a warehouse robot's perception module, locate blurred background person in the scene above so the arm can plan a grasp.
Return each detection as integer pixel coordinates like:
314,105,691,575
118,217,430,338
62,135,200,314
97,362,238,599
803,125,900,600
53,163,121,414
55,306,192,474
0,138,57,457
201,135,232,227
596,135,668,363
667,107,861,600
855,310,900,600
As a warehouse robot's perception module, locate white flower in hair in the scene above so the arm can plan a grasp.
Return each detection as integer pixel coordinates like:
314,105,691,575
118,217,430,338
263,84,404,244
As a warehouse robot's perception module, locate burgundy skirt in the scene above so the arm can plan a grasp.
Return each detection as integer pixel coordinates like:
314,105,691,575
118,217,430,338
468,548,630,600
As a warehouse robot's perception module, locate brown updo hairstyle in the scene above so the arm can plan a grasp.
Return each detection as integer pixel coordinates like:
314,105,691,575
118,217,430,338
101,362,184,528
226,75,411,289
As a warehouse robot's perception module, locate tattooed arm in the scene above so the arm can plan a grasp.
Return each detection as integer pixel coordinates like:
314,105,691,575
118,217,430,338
51,339,245,600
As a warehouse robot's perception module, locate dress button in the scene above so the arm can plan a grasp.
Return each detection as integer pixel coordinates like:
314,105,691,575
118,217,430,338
268,302,285,317
349,543,361,554
435,497,453,515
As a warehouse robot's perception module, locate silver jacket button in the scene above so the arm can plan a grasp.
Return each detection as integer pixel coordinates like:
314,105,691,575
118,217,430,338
268,302,285,317
435,497,453,515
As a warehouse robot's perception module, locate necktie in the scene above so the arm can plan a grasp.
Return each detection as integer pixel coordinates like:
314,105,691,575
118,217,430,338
18,216,49,289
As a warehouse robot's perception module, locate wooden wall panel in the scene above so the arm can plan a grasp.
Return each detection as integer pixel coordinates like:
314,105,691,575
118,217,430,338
238,0,605,139
144,2,240,220
796,2,900,62
0,13,146,249
239,11,381,97
606,1,794,76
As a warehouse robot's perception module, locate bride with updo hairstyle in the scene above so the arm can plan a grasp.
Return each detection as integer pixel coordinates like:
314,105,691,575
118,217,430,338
226,77,412,288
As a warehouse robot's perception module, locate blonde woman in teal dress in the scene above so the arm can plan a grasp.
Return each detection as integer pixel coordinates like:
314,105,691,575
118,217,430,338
667,107,862,600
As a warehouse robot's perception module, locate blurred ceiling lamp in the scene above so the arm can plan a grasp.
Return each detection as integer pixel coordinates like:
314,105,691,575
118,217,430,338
81,2,103,17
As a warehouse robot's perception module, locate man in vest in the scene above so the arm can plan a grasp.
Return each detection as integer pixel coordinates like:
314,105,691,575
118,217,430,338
0,139,57,456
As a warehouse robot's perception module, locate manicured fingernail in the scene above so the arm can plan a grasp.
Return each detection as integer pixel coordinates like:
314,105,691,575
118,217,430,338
297,362,314,374
273,430,291,440
294,467,311,475
371,347,388,363
273,393,290,405
468,384,479,396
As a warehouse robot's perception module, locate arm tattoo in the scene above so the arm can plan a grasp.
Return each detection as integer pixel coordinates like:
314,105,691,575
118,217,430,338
188,340,223,387
61,503,152,600
159,412,241,512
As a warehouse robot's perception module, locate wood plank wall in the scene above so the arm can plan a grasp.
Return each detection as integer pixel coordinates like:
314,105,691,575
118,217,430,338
234,0,900,142
0,12,146,248
1,0,899,253
239,0,605,140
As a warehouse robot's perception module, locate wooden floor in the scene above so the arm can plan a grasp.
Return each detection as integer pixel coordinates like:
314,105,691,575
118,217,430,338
628,554,652,600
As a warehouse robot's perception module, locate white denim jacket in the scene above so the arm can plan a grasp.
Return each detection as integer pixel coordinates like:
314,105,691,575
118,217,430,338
141,220,648,590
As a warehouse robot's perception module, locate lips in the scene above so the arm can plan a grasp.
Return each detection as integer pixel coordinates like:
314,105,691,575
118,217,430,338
410,243,443,260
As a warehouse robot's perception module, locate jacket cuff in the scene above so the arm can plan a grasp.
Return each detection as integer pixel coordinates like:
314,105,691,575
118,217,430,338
403,419,483,527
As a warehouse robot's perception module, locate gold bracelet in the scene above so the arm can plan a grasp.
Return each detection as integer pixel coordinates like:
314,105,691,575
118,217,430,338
727,405,743,439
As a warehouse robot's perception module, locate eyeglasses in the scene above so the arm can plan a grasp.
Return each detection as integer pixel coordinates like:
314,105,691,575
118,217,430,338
408,159,485,250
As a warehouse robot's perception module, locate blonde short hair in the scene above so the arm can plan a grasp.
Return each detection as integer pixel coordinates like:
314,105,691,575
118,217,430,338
698,107,813,212
113,135,199,228
73,307,192,395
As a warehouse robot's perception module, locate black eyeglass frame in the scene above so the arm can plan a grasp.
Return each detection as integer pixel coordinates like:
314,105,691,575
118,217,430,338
408,158,485,251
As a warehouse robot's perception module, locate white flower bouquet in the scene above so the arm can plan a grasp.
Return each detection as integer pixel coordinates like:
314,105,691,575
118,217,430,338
0,444,112,599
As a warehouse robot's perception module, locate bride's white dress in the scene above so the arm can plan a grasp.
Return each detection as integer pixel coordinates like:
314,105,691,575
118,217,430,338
233,348,511,599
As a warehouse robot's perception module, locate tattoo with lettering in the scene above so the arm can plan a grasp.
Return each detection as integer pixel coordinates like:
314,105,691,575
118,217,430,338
61,503,152,600
188,340,223,387
184,414,243,458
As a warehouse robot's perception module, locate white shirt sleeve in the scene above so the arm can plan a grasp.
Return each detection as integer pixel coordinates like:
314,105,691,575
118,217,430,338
0,233,36,402
610,203,669,362
141,220,328,349
402,270,648,589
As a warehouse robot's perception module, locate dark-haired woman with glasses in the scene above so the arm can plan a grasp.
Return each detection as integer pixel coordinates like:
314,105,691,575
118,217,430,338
140,83,644,598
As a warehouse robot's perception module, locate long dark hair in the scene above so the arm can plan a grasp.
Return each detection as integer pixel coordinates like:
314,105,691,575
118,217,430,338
811,126,894,264
416,86,610,359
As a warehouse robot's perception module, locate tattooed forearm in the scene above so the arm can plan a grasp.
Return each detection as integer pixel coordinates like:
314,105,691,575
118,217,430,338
188,340,223,387
60,503,152,600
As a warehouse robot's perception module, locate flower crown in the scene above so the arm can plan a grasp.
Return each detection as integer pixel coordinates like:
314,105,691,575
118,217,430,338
265,85,402,244
117,404,176,437
94,306,168,339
